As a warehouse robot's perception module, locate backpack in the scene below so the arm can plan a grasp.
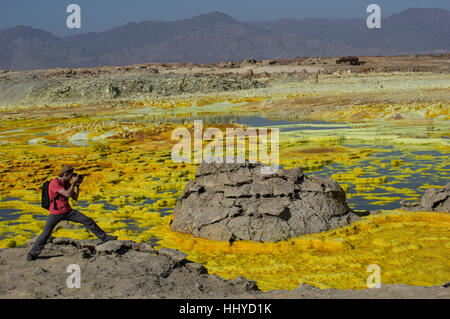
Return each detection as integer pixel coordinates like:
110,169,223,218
41,180,58,211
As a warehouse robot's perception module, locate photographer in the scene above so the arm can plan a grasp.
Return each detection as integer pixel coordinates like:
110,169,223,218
27,165,117,261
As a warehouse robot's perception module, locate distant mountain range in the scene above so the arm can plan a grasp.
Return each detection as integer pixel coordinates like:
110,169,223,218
1,8,449,71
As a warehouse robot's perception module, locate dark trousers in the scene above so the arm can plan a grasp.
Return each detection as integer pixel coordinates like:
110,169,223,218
29,209,107,256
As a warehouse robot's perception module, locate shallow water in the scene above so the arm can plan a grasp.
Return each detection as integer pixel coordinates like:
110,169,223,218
0,116,447,217
0,105,448,290
317,146,448,211
0,113,448,243
235,116,352,131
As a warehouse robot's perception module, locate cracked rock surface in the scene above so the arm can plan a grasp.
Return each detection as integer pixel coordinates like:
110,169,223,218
0,238,259,298
171,160,360,242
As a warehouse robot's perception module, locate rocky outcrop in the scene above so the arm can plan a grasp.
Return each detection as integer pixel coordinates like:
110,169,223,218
401,183,450,213
0,74,265,106
0,238,259,298
171,161,359,242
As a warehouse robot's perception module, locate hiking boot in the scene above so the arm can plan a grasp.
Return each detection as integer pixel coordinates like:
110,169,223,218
102,235,118,243
26,253,37,261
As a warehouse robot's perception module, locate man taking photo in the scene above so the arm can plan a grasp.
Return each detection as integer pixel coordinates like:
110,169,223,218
27,165,117,261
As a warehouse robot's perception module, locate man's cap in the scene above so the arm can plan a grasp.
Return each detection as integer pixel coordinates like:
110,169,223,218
60,164,74,175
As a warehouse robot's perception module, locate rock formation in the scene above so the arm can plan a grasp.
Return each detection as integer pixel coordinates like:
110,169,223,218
171,160,360,242
401,183,450,213
0,238,259,298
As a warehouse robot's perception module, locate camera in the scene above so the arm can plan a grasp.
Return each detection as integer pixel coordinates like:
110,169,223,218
73,173,84,183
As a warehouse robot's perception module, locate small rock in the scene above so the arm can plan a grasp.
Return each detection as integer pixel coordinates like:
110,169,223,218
69,239,84,249
95,240,131,254
157,248,187,263
135,243,156,254
81,249,92,258
80,239,102,250
401,183,450,213
421,183,449,212
52,237,73,245
185,261,207,274
233,276,259,291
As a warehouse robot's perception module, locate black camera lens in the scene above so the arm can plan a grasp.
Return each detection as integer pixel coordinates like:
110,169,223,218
73,173,83,182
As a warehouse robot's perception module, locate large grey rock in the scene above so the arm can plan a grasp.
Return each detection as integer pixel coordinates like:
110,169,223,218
171,160,359,242
401,183,450,213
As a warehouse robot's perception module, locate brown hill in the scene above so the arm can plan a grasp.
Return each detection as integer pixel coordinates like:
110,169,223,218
0,9,449,70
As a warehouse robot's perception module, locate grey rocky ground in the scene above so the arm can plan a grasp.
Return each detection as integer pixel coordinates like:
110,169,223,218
171,161,360,242
0,239,448,299
0,73,265,107
2,54,447,109
0,238,259,299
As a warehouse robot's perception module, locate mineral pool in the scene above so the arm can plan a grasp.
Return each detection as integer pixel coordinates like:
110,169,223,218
0,98,448,291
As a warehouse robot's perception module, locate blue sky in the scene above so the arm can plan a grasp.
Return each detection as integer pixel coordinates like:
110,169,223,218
1,0,449,36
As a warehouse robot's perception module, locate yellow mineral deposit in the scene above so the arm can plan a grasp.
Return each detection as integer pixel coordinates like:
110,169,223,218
0,76,448,292
151,210,450,291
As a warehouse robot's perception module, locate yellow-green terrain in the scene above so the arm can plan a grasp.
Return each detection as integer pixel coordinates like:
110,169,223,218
0,56,449,291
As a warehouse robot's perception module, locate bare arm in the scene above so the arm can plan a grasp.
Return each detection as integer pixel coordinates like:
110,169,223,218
56,182,76,199
71,184,79,200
